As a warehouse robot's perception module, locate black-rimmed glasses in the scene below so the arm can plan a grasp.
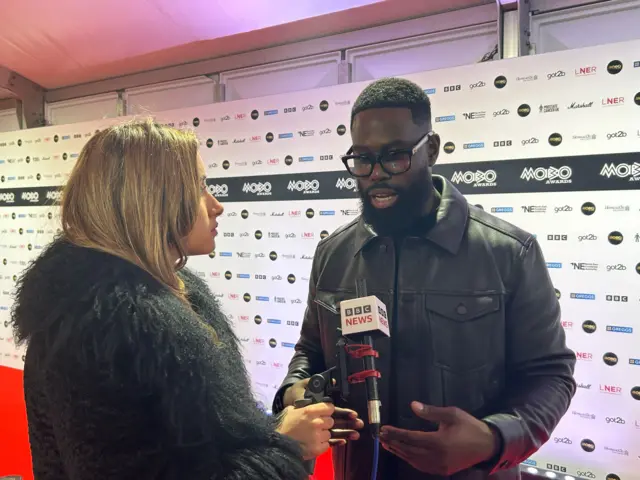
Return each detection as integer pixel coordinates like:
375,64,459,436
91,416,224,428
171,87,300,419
341,131,433,178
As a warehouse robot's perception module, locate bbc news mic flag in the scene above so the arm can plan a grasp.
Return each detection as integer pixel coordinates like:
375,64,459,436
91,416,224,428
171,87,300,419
339,296,390,338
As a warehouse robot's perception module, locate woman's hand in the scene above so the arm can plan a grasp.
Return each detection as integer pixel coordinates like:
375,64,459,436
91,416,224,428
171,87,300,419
276,403,335,460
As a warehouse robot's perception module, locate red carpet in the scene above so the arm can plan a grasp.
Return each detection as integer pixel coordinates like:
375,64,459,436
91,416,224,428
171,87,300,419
0,366,33,480
0,365,332,480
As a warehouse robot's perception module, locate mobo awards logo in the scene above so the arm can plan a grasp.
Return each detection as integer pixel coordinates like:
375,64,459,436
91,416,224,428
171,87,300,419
241,209,249,219
607,60,623,75
582,320,596,333
266,132,274,143
608,231,623,245
443,142,455,154
306,208,315,219
517,104,531,117
494,75,507,89
243,293,251,303
254,315,263,325
222,160,230,170
548,133,563,146
581,202,596,216
320,100,329,111
269,251,278,261
580,439,596,452
255,230,263,239
206,138,214,148
337,125,347,136
251,110,259,120
603,352,618,366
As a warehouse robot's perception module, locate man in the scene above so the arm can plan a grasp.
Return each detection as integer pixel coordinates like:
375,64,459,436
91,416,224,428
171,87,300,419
273,77,576,480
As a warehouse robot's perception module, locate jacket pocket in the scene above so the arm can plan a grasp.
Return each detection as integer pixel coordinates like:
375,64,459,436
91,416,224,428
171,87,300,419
426,293,503,372
314,289,352,367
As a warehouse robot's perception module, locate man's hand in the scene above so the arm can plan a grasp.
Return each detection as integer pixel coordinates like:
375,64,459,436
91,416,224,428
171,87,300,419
284,378,365,446
379,401,499,476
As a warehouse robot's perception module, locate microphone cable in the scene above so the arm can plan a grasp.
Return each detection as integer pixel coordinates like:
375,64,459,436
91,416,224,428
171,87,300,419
371,436,380,480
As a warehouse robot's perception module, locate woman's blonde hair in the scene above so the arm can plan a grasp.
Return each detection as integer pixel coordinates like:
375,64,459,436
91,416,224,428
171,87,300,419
61,119,201,299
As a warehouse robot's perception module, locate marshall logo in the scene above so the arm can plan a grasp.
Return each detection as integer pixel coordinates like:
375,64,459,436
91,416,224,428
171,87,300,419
568,101,594,109
451,170,497,187
521,166,572,184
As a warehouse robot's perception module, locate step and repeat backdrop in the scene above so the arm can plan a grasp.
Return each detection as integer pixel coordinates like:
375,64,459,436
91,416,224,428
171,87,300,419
1,39,639,479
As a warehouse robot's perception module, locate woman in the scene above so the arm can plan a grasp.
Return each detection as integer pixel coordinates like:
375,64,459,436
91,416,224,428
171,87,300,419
10,120,336,479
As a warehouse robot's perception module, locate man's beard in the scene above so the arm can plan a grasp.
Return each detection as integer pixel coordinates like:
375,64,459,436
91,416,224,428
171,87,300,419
358,171,432,236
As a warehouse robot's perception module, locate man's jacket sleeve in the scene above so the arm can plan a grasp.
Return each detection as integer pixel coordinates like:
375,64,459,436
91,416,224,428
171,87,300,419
481,237,577,472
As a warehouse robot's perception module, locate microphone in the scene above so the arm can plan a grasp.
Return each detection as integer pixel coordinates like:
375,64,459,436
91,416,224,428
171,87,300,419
339,279,389,437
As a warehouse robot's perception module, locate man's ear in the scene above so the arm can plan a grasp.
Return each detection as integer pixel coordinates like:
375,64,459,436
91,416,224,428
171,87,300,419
427,132,440,167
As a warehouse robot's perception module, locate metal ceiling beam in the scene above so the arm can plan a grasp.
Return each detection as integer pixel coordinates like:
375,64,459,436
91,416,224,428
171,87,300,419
0,66,45,128
45,3,497,103
497,0,531,58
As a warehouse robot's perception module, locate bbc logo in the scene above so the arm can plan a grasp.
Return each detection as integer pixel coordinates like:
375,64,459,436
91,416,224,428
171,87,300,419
345,305,372,316
606,295,628,302
547,235,568,241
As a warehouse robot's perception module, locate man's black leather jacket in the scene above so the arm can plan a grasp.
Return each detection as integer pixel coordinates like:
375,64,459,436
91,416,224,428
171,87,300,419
273,176,576,480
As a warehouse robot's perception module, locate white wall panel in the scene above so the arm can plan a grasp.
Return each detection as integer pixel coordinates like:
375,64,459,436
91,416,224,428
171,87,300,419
346,23,497,82
220,52,342,101
45,93,119,125
531,0,640,54
125,77,215,116
0,108,20,133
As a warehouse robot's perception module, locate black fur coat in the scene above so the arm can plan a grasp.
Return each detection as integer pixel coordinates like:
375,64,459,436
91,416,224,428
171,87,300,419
11,238,307,480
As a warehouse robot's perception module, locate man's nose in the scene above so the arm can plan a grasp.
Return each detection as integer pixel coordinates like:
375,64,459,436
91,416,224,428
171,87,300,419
369,162,387,181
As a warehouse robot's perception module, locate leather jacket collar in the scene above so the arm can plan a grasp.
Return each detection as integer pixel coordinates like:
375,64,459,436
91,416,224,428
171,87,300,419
353,175,469,255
